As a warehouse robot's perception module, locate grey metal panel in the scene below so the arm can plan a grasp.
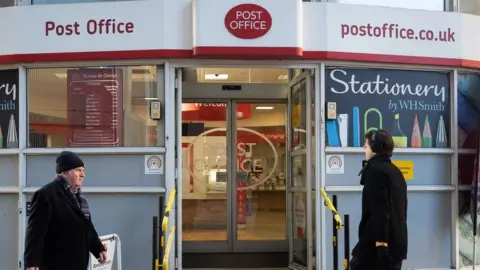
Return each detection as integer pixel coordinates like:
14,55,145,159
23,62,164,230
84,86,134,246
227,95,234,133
325,192,451,269
0,0,15,8
325,154,450,185
0,194,19,270
182,83,288,100
25,193,160,270
26,155,165,187
0,155,18,186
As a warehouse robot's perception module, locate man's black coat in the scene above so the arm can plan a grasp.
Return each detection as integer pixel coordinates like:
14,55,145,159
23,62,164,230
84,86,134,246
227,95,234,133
24,179,105,270
352,154,408,263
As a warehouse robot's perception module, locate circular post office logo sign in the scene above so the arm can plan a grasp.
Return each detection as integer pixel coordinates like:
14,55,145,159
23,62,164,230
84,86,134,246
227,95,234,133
224,3,272,39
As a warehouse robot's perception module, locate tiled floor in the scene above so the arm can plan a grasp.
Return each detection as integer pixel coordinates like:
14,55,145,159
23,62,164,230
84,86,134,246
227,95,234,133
183,210,286,241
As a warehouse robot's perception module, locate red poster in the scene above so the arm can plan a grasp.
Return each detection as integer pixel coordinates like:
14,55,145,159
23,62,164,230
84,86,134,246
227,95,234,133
236,137,247,226
67,68,123,147
237,181,247,225
182,142,194,193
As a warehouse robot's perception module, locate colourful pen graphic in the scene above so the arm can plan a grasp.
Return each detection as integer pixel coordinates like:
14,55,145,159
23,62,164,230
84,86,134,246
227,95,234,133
337,114,349,147
364,108,383,134
0,125,3,148
392,114,408,148
353,107,360,147
411,114,422,148
422,114,432,148
436,115,447,148
6,114,18,148
327,119,340,147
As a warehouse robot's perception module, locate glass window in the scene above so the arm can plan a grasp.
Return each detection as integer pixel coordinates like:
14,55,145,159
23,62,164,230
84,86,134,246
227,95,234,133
459,0,480,14
328,0,444,11
458,73,480,150
28,65,163,148
457,73,480,268
290,79,307,150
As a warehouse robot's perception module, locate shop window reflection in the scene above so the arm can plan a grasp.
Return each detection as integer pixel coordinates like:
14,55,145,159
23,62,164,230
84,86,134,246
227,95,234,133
459,0,480,14
181,103,287,242
457,73,480,267
236,106,287,241
328,0,444,11
27,66,163,148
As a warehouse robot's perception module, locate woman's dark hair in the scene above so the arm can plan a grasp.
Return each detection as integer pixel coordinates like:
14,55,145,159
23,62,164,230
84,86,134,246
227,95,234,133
364,129,395,156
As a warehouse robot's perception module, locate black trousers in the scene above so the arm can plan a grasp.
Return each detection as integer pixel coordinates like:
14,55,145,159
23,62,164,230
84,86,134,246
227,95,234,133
350,256,403,270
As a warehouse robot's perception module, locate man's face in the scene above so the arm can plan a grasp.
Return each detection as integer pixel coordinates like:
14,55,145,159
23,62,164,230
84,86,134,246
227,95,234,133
363,139,374,161
63,167,85,188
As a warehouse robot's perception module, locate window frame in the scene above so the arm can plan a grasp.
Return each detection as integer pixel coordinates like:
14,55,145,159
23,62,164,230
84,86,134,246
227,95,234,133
25,61,166,149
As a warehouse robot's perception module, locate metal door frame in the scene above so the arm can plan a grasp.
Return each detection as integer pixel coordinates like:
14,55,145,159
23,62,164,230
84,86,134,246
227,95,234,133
170,62,319,268
287,70,314,270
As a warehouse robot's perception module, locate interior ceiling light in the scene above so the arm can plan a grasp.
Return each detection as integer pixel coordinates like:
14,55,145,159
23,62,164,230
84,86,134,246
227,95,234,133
256,106,274,110
205,74,228,80
277,74,288,80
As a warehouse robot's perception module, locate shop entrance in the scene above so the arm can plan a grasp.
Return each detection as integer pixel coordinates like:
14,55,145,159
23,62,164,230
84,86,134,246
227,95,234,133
175,67,315,269
182,99,287,253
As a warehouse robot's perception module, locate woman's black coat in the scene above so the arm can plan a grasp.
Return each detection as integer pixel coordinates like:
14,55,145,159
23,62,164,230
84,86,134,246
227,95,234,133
352,154,408,262
24,179,105,270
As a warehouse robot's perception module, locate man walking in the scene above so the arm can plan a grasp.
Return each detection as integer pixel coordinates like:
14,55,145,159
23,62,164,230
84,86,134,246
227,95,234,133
351,129,408,270
24,151,107,270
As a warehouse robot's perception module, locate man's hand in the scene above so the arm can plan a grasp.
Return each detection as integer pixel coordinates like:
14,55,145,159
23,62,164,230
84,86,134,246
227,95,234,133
26,268,39,270
98,251,108,264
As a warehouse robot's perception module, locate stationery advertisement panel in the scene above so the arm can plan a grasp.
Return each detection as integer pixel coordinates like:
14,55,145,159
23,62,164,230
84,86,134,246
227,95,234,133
0,69,18,149
457,73,480,268
325,68,450,148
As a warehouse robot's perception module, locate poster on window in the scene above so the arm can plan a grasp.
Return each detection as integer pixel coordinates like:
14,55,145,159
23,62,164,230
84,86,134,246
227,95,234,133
325,68,450,148
0,69,18,149
67,68,123,147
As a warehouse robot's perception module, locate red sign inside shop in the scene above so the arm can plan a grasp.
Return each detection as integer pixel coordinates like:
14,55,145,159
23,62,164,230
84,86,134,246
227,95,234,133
224,3,272,39
67,68,123,147
237,180,247,225
236,136,248,226
182,103,252,121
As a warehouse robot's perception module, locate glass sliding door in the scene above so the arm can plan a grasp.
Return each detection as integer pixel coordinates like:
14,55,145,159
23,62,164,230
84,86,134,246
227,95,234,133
233,102,288,252
181,100,231,253
181,100,288,253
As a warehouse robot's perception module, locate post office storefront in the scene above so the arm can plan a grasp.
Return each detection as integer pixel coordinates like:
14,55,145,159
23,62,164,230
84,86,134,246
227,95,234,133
0,0,479,270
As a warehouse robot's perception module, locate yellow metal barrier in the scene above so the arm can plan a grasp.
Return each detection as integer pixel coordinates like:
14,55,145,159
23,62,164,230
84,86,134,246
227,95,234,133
162,226,176,270
155,189,176,270
162,189,176,233
320,188,343,230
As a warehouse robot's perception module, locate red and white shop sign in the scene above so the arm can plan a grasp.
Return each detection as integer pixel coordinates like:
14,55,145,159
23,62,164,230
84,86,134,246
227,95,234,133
224,3,272,39
182,103,252,121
